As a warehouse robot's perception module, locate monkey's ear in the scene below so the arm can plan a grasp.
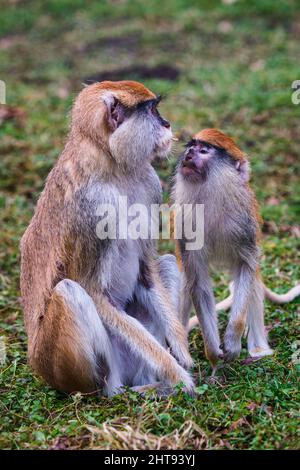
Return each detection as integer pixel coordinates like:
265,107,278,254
235,159,250,183
103,94,125,131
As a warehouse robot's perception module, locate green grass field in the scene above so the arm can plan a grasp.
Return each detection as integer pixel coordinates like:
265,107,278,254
0,0,299,450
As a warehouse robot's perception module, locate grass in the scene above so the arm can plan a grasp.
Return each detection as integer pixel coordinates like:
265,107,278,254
0,0,299,450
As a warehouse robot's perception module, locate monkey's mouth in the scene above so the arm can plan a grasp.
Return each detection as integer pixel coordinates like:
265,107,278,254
181,160,201,175
181,158,208,182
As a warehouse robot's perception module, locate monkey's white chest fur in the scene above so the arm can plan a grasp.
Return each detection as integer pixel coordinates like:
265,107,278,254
109,239,140,308
175,171,256,270
83,177,156,307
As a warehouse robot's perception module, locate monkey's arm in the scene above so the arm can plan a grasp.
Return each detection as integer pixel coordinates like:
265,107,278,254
132,255,192,369
135,274,193,370
94,293,194,392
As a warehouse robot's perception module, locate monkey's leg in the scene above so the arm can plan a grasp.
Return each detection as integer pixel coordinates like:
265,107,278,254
31,279,122,396
247,278,274,357
94,293,195,393
223,264,254,362
122,255,192,395
158,254,181,312
156,254,193,368
190,266,222,369
188,282,234,332
134,254,193,370
179,273,193,329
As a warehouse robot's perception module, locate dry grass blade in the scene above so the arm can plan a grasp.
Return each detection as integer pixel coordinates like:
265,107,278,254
85,418,209,450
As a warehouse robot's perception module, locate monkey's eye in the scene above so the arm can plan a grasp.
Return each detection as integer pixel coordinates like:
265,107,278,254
151,103,157,114
199,148,208,154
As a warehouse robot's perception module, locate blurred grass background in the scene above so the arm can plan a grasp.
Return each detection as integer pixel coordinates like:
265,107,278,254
0,0,299,450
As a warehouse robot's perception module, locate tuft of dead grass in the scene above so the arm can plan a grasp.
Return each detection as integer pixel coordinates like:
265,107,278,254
86,418,210,450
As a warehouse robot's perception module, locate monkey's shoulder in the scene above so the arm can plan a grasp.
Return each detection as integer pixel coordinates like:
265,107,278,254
74,169,161,210
75,180,121,208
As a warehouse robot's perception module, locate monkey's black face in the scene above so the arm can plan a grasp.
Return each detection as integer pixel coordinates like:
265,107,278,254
179,139,250,185
108,95,173,166
136,96,173,160
180,140,221,182
137,96,170,129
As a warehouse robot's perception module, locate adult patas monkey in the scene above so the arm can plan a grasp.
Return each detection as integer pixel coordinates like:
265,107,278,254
173,129,299,369
20,81,194,396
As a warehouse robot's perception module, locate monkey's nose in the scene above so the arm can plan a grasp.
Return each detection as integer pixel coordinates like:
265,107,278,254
162,119,171,129
185,149,194,161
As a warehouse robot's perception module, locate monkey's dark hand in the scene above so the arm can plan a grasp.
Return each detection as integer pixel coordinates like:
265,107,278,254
220,336,241,362
204,343,223,369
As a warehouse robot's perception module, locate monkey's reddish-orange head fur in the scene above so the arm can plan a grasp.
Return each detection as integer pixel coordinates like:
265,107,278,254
95,80,156,106
194,128,246,161
71,81,157,144
78,80,156,109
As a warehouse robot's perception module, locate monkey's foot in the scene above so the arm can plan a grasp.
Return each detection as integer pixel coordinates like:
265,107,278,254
221,338,241,362
248,346,274,358
175,368,196,396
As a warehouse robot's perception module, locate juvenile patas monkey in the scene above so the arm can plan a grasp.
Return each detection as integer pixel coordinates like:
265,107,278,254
20,81,194,396
173,128,299,368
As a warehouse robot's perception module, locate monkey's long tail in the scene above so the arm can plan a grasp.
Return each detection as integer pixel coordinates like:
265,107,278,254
188,282,300,332
264,284,300,304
